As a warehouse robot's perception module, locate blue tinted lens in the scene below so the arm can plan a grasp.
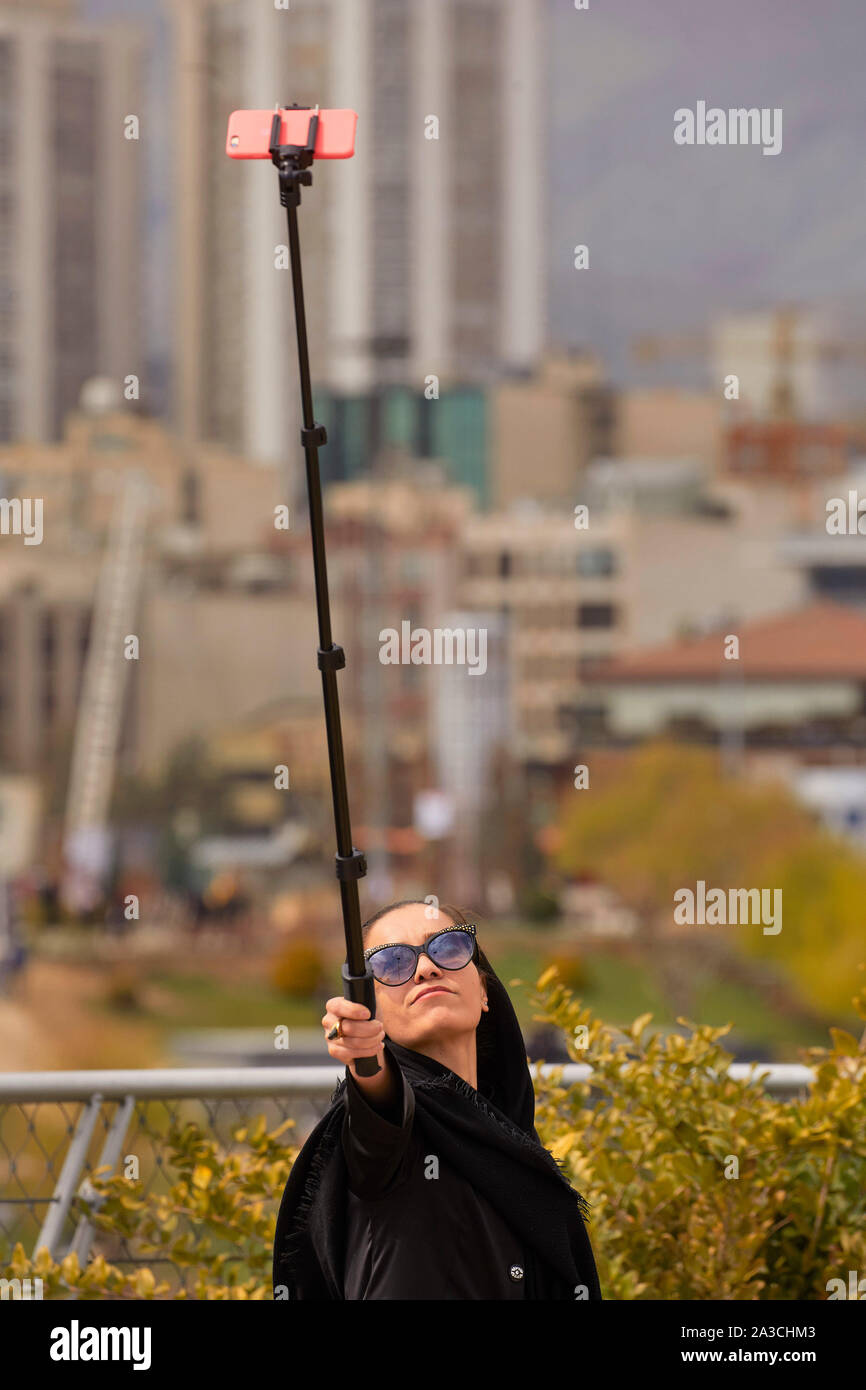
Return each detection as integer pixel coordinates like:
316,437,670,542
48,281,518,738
371,944,416,984
428,931,474,970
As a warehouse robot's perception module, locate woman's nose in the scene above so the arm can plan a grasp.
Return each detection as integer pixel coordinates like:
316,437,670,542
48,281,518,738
415,949,442,977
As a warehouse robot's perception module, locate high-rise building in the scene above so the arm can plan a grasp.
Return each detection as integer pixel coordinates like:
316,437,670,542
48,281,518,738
166,0,545,484
0,1,144,442
490,352,617,510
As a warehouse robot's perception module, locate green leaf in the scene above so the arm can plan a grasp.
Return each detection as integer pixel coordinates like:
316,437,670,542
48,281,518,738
829,1028,861,1057
630,1012,653,1040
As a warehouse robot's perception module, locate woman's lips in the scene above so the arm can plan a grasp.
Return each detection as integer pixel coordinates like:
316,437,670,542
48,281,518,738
413,987,454,1003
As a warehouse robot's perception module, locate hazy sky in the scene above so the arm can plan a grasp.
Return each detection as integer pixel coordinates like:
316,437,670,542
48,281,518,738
83,0,866,392
549,0,866,384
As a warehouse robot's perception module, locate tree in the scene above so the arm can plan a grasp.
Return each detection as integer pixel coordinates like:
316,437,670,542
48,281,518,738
551,741,866,1016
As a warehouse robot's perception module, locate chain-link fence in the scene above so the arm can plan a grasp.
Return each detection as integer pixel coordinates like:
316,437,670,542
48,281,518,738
0,1067,344,1295
0,1062,814,1295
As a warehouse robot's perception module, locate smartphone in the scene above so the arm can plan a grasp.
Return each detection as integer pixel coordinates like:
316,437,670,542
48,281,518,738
226,108,357,160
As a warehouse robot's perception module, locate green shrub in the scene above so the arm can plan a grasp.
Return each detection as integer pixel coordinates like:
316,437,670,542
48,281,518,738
269,937,325,999
6,967,866,1299
542,952,590,993
518,884,560,923
532,963,866,1299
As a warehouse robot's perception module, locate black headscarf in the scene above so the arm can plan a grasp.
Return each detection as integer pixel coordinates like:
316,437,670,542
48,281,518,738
272,946,602,1300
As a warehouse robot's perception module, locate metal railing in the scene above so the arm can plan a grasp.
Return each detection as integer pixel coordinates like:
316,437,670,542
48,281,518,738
0,1062,814,1290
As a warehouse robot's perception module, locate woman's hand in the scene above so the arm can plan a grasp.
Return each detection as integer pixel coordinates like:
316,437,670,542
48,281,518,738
322,997,386,1081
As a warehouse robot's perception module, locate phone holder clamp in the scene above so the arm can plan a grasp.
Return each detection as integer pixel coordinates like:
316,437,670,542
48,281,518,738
269,103,319,208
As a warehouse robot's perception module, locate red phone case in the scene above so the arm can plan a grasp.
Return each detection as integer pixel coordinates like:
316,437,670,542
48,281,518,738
226,108,357,160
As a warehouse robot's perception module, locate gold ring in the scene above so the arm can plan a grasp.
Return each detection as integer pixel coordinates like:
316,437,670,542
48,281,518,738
326,1019,342,1040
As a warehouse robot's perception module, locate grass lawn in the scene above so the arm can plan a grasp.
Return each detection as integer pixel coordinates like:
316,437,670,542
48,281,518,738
137,970,325,1029
52,896,834,1071
471,942,834,1059
494,946,669,1030
139,949,663,1036
129,945,834,1062
692,977,835,1053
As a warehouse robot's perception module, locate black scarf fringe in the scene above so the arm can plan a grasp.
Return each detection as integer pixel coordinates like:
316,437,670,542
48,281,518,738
276,1063,596,1292
413,1069,594,1224
276,1108,341,1291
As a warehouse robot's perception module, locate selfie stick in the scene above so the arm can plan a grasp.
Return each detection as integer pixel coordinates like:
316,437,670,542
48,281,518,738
266,104,379,1077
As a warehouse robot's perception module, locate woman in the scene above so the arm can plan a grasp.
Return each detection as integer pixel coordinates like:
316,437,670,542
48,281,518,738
272,899,602,1300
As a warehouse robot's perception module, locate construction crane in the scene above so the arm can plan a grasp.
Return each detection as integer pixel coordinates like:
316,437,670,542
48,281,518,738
633,305,866,422
61,468,150,916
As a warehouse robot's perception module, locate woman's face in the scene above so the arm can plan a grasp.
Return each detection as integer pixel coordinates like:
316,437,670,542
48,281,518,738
365,903,487,1052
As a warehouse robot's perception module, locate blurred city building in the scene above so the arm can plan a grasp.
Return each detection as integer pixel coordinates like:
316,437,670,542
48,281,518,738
204,696,334,823
458,500,625,765
0,392,315,780
781,460,866,607
582,457,809,650
2,376,845,902
614,386,720,467
723,421,849,482
577,597,866,845
217,461,515,903
457,454,813,769
637,306,866,425
313,382,489,507
580,599,866,753
307,462,475,852
168,0,544,491
182,694,336,890
0,0,144,442
710,308,866,423
711,309,831,421
309,355,721,520
490,351,616,510
430,609,511,904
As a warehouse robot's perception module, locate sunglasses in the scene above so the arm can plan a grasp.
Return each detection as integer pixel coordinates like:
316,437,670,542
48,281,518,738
363,923,478,986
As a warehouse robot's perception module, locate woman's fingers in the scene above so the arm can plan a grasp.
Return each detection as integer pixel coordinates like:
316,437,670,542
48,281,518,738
321,997,384,1061
325,1033,385,1063
329,1040,385,1066
321,1012,381,1038
322,1016,384,1043
324,996,374,1021
322,997,382,1040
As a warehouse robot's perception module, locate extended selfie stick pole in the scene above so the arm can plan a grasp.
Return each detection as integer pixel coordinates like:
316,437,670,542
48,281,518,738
269,105,379,1077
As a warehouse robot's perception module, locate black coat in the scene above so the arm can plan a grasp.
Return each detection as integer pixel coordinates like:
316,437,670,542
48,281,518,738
272,949,602,1300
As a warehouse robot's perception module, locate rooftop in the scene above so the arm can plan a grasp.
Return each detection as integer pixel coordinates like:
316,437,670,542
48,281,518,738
586,602,866,682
